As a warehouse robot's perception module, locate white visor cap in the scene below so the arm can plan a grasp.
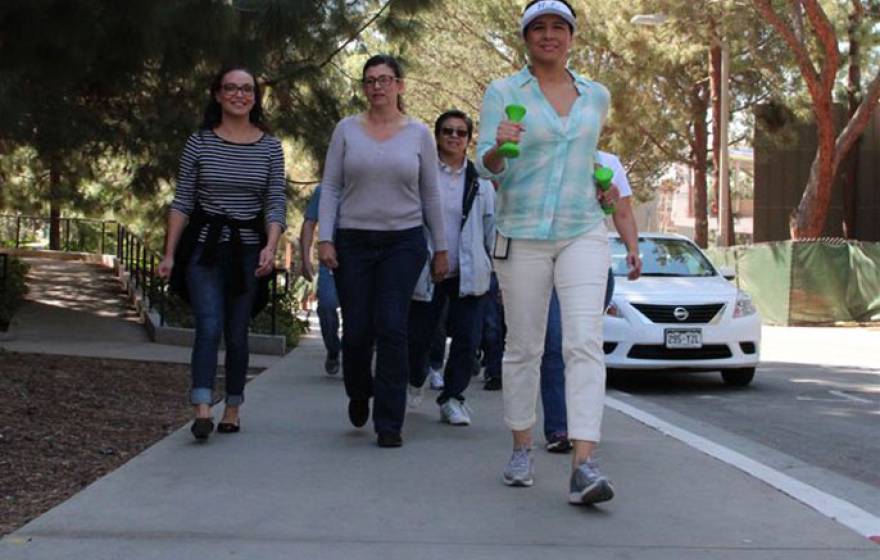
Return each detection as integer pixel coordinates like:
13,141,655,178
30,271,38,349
521,1,576,35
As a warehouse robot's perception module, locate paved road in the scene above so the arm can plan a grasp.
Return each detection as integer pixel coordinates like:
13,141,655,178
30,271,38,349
609,360,880,504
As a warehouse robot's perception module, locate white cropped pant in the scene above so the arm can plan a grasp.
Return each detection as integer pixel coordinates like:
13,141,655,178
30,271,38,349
494,224,610,442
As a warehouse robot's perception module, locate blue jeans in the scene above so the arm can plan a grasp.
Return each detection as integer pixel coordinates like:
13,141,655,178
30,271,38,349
408,276,486,404
427,300,448,371
540,270,615,439
333,227,427,435
186,243,259,406
316,264,340,358
481,273,505,381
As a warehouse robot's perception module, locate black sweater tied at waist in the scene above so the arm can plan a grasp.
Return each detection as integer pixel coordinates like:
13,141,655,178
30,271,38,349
169,206,271,318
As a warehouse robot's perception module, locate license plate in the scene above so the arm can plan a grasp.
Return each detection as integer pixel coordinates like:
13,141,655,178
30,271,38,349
665,329,702,349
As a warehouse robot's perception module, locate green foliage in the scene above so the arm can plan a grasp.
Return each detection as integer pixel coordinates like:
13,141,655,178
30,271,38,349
0,256,29,331
250,276,312,349
0,0,440,238
154,272,311,350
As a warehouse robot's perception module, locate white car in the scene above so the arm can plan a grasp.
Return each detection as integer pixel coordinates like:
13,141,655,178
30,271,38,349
604,233,761,386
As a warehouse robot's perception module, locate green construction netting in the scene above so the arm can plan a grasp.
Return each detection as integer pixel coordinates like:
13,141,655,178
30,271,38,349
705,241,880,325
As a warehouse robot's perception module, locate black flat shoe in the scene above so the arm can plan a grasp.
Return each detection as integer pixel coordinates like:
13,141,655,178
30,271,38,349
217,420,240,433
348,399,370,428
377,432,403,448
191,418,214,441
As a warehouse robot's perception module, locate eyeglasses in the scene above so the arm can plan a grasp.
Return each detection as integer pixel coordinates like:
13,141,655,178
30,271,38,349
362,75,398,89
221,83,255,96
440,127,469,139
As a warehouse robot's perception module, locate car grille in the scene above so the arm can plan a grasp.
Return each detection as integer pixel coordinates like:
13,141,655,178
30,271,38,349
631,303,724,324
627,344,733,360
739,342,757,354
603,342,618,355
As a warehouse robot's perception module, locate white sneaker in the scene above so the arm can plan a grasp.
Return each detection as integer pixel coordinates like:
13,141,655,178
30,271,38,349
428,367,444,390
440,399,471,426
407,384,424,410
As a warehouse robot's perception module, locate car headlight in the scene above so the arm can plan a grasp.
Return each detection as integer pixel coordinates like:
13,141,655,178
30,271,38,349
733,290,757,318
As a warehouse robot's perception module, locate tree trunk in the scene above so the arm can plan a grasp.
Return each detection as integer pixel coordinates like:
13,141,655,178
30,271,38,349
692,83,710,248
791,100,837,239
709,44,735,244
48,158,62,251
842,3,862,238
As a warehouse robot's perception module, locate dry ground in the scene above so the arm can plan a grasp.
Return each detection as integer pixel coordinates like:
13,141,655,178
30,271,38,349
0,351,260,535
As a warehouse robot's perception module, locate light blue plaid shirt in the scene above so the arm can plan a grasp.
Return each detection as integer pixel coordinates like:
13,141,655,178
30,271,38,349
476,67,610,240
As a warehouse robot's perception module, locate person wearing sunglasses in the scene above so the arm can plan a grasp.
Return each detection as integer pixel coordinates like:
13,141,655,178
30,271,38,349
406,110,496,427
476,0,629,505
318,55,448,448
158,65,286,441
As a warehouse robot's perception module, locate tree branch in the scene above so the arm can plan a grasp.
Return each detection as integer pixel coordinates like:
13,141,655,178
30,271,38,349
264,1,393,87
833,69,880,169
753,0,822,100
638,125,690,165
800,0,841,94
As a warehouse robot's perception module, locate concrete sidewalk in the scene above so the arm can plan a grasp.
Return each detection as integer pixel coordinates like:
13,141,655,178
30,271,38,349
2,333,877,559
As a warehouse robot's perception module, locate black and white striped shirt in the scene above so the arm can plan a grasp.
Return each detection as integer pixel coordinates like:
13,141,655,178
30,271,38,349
171,129,287,244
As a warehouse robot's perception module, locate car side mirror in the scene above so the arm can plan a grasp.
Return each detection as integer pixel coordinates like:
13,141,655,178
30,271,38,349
719,266,735,281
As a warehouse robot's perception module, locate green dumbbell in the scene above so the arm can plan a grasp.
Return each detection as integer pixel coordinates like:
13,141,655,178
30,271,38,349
594,166,616,215
497,104,527,158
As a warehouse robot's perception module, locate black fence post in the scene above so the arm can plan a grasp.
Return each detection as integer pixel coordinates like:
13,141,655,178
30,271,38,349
100,221,106,255
149,255,155,310
140,243,147,298
0,254,7,294
159,278,166,327
116,224,122,260
15,216,21,249
271,271,278,336
64,218,70,251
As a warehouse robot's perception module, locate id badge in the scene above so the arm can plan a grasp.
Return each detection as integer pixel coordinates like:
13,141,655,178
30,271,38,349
493,232,510,260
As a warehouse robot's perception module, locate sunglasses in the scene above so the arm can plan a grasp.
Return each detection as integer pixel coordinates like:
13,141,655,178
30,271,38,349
440,127,469,139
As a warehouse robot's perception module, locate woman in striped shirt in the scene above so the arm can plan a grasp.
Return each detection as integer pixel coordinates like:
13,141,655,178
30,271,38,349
158,66,287,441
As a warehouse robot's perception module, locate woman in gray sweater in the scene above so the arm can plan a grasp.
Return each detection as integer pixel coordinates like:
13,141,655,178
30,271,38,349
318,55,448,447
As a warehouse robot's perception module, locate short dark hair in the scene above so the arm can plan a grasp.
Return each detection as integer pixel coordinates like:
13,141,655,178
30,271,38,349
521,0,577,34
434,110,474,140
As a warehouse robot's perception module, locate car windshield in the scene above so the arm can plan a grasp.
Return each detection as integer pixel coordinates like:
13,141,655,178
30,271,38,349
611,237,716,277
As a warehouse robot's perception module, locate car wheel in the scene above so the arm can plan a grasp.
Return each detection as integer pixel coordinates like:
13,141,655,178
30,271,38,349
721,367,755,387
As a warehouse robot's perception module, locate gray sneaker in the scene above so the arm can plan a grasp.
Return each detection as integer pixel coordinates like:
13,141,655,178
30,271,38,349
569,459,614,504
503,448,534,487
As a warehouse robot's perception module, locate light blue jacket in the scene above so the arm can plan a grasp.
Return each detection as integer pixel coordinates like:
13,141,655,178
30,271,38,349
413,162,496,302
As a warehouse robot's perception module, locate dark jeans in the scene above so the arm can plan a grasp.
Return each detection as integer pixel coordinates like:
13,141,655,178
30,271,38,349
540,270,615,438
316,264,340,358
185,243,259,406
333,227,427,435
481,272,505,381
427,301,448,371
408,276,485,404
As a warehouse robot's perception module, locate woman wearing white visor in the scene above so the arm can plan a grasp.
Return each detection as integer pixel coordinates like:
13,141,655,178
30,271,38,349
477,0,632,505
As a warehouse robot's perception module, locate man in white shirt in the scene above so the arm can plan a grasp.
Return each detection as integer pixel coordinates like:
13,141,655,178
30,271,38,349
406,110,496,426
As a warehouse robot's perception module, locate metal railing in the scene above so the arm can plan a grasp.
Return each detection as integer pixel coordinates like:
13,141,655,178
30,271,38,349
0,214,118,254
0,253,8,295
1,214,288,336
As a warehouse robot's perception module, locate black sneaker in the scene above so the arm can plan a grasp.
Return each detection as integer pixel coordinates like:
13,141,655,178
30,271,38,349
348,399,369,428
484,377,502,391
377,432,403,448
545,432,573,454
324,355,340,375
